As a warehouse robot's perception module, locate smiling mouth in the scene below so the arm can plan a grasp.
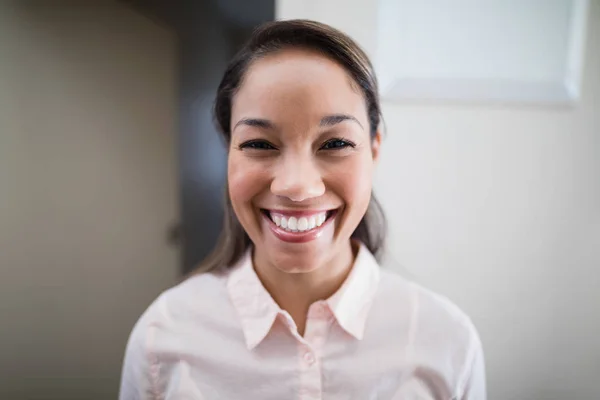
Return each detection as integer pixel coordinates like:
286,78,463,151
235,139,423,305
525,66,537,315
260,209,337,233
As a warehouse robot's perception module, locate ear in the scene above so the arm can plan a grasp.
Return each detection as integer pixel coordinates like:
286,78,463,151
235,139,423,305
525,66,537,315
371,130,382,163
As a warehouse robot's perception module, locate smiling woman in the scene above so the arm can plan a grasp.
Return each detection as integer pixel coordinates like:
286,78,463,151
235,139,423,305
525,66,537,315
119,20,486,400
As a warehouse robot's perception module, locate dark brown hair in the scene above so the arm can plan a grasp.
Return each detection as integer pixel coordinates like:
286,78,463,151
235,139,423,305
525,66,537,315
195,19,386,274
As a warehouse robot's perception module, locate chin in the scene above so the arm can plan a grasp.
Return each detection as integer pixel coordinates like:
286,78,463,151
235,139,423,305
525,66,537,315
267,247,330,274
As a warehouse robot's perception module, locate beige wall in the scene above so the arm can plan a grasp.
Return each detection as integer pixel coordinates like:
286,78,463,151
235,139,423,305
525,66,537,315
278,1,600,399
0,2,178,398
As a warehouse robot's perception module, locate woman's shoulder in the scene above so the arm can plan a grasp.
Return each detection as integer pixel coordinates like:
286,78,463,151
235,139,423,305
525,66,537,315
165,270,230,310
119,271,233,397
376,269,484,394
128,271,231,336
378,269,481,351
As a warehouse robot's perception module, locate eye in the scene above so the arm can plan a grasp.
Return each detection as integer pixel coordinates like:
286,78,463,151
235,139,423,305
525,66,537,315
320,138,356,150
239,140,277,150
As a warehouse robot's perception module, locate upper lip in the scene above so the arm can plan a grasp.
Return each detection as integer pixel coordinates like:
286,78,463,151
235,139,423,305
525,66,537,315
261,208,337,217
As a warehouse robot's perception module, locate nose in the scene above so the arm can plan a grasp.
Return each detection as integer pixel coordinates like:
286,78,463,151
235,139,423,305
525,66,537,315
270,154,325,202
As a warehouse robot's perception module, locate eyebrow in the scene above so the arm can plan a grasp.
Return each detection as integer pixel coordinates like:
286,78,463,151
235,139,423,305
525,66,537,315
233,118,275,131
233,114,363,131
320,114,363,130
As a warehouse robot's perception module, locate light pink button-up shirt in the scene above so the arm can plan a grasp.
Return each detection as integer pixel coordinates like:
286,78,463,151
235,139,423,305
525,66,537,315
119,244,486,399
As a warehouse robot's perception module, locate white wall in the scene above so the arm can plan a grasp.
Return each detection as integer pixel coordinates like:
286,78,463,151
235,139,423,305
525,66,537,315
278,1,600,399
0,2,178,399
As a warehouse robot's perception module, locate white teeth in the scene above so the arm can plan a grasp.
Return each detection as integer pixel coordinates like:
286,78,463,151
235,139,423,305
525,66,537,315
287,216,298,230
317,213,325,226
298,217,308,230
269,211,329,232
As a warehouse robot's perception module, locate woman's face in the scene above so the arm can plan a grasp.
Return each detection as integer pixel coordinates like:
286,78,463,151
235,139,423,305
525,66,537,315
228,48,380,273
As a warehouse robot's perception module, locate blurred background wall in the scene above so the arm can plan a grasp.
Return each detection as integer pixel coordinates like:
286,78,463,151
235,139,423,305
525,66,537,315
0,1,179,398
278,0,599,399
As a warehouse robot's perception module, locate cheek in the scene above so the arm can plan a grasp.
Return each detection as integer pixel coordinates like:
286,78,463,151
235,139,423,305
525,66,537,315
228,154,270,210
327,155,374,213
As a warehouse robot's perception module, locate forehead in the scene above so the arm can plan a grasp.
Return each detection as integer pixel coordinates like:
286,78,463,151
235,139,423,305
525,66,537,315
231,48,367,126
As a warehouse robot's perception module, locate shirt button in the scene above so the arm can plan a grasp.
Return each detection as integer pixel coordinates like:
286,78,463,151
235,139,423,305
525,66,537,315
303,350,316,365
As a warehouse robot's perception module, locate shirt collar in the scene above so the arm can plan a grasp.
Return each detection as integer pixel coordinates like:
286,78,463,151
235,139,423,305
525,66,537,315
226,248,280,350
227,242,380,350
326,243,380,340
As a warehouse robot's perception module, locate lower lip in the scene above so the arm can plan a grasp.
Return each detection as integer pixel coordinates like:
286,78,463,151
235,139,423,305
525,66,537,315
263,211,337,243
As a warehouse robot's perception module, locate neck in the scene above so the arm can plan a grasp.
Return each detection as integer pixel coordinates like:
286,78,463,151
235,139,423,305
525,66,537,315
253,241,356,336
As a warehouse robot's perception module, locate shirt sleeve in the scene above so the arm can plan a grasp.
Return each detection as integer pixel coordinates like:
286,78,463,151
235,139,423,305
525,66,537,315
118,311,157,400
460,334,486,400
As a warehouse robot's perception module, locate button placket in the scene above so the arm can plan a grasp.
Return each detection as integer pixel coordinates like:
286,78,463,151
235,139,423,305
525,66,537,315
303,310,331,361
303,349,316,366
296,306,332,400
297,342,321,400
317,303,328,317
